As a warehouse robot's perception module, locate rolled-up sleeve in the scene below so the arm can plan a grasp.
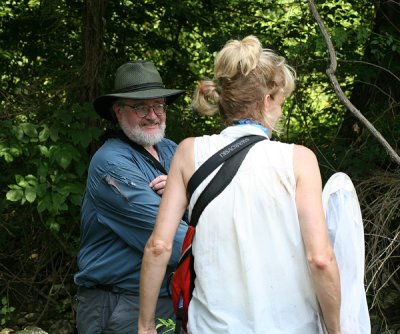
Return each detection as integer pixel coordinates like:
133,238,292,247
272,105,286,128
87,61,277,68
76,138,188,294
90,155,187,267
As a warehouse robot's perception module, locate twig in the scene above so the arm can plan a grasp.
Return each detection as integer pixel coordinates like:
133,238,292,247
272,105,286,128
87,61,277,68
341,60,400,84
307,0,400,166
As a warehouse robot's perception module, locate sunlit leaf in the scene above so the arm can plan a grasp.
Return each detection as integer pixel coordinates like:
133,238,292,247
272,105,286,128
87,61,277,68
6,189,23,202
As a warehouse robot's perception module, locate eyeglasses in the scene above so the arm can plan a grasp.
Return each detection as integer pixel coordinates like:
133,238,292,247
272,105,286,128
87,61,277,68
121,103,167,118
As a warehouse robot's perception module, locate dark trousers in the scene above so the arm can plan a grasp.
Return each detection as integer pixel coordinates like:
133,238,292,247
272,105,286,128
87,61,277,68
76,286,174,334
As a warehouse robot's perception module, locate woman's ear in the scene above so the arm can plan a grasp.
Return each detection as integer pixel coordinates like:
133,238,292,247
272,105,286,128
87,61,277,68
263,94,271,111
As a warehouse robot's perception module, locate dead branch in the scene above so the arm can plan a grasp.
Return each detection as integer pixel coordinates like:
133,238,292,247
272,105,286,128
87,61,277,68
307,0,400,166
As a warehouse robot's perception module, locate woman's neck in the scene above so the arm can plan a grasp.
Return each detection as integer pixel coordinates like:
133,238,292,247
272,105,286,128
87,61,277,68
232,118,270,138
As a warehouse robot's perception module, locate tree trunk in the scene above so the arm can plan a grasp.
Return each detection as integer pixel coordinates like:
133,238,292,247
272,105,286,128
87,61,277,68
80,0,107,103
81,0,108,155
341,0,400,157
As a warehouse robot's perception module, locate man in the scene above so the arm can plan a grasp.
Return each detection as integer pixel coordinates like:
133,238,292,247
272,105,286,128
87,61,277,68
74,60,188,334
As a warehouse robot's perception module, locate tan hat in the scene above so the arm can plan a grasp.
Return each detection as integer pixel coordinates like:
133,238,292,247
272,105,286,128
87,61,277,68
93,60,185,121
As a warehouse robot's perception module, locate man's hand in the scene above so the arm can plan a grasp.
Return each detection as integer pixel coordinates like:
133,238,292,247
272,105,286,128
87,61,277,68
149,175,168,195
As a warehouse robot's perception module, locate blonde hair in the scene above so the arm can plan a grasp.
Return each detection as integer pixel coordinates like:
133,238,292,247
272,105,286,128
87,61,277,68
191,35,296,125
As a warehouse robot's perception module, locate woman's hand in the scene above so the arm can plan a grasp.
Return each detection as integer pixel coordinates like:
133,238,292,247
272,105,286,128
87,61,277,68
138,324,157,334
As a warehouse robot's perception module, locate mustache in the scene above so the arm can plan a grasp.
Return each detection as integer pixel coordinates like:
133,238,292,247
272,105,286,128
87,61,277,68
141,120,161,126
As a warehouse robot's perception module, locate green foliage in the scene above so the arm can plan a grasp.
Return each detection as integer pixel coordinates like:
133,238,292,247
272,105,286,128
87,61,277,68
0,296,15,326
370,31,400,59
156,318,176,333
2,102,101,234
0,0,398,330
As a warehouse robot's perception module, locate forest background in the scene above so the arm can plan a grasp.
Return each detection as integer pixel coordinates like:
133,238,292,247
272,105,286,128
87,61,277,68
0,0,399,333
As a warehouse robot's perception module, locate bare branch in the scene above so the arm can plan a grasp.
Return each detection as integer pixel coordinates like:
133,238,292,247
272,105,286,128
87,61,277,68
341,60,400,84
307,0,400,166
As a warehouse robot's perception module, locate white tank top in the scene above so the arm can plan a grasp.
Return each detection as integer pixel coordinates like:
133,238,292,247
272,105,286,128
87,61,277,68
187,125,325,334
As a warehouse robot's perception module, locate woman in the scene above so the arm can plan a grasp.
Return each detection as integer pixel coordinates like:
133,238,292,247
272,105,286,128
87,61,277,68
139,35,342,334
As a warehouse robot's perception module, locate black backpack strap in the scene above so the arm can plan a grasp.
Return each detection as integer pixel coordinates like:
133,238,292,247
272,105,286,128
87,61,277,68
189,137,264,227
174,308,184,334
173,136,264,334
187,135,266,201
125,139,168,175
104,129,168,175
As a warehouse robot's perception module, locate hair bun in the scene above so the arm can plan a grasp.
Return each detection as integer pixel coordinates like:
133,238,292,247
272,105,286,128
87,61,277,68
214,35,262,79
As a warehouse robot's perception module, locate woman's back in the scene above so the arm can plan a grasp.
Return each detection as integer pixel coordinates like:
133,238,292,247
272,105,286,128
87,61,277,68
138,36,341,334
187,125,325,334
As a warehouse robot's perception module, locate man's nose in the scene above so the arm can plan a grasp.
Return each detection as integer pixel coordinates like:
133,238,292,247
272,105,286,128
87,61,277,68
145,107,158,119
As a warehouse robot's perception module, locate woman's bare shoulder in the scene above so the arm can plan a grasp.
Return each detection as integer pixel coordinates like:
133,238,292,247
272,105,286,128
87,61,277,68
293,144,318,164
178,137,195,148
293,144,321,182
173,137,196,184
175,137,195,159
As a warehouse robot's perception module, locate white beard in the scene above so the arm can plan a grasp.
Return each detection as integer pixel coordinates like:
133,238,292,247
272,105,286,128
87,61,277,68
119,117,166,147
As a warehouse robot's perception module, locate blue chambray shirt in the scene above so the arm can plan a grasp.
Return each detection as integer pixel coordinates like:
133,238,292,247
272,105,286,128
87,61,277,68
74,137,188,296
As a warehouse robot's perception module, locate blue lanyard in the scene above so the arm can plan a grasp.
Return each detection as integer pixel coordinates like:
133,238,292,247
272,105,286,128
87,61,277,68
232,119,270,138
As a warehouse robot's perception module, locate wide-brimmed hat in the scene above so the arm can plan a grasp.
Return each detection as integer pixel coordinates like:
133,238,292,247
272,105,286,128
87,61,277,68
93,60,185,121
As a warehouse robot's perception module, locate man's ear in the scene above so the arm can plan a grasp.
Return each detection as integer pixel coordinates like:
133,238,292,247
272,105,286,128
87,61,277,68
112,104,121,121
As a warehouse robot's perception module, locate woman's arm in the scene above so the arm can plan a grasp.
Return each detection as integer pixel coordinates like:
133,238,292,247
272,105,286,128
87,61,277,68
294,145,342,334
139,138,195,334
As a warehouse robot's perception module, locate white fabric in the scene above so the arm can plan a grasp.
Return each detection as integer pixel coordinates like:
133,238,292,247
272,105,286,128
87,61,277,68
322,172,371,334
187,125,325,334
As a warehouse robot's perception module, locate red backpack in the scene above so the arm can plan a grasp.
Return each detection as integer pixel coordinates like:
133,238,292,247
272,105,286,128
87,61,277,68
170,226,195,333
170,135,266,333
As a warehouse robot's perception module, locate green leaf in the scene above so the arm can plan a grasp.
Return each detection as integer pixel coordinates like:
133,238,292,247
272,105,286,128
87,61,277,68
35,183,48,197
49,128,60,141
12,125,25,141
48,218,60,232
37,195,52,213
57,152,72,169
39,126,50,142
25,187,37,203
52,145,80,169
28,0,41,7
37,164,49,177
20,123,38,138
6,189,24,202
15,174,24,184
38,145,49,156
16,177,28,188
60,183,84,195
70,193,83,206
25,174,37,186
8,184,22,190
0,149,14,162
52,192,68,212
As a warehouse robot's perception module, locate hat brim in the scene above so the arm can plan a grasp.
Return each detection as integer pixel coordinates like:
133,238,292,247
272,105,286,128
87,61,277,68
93,88,185,121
